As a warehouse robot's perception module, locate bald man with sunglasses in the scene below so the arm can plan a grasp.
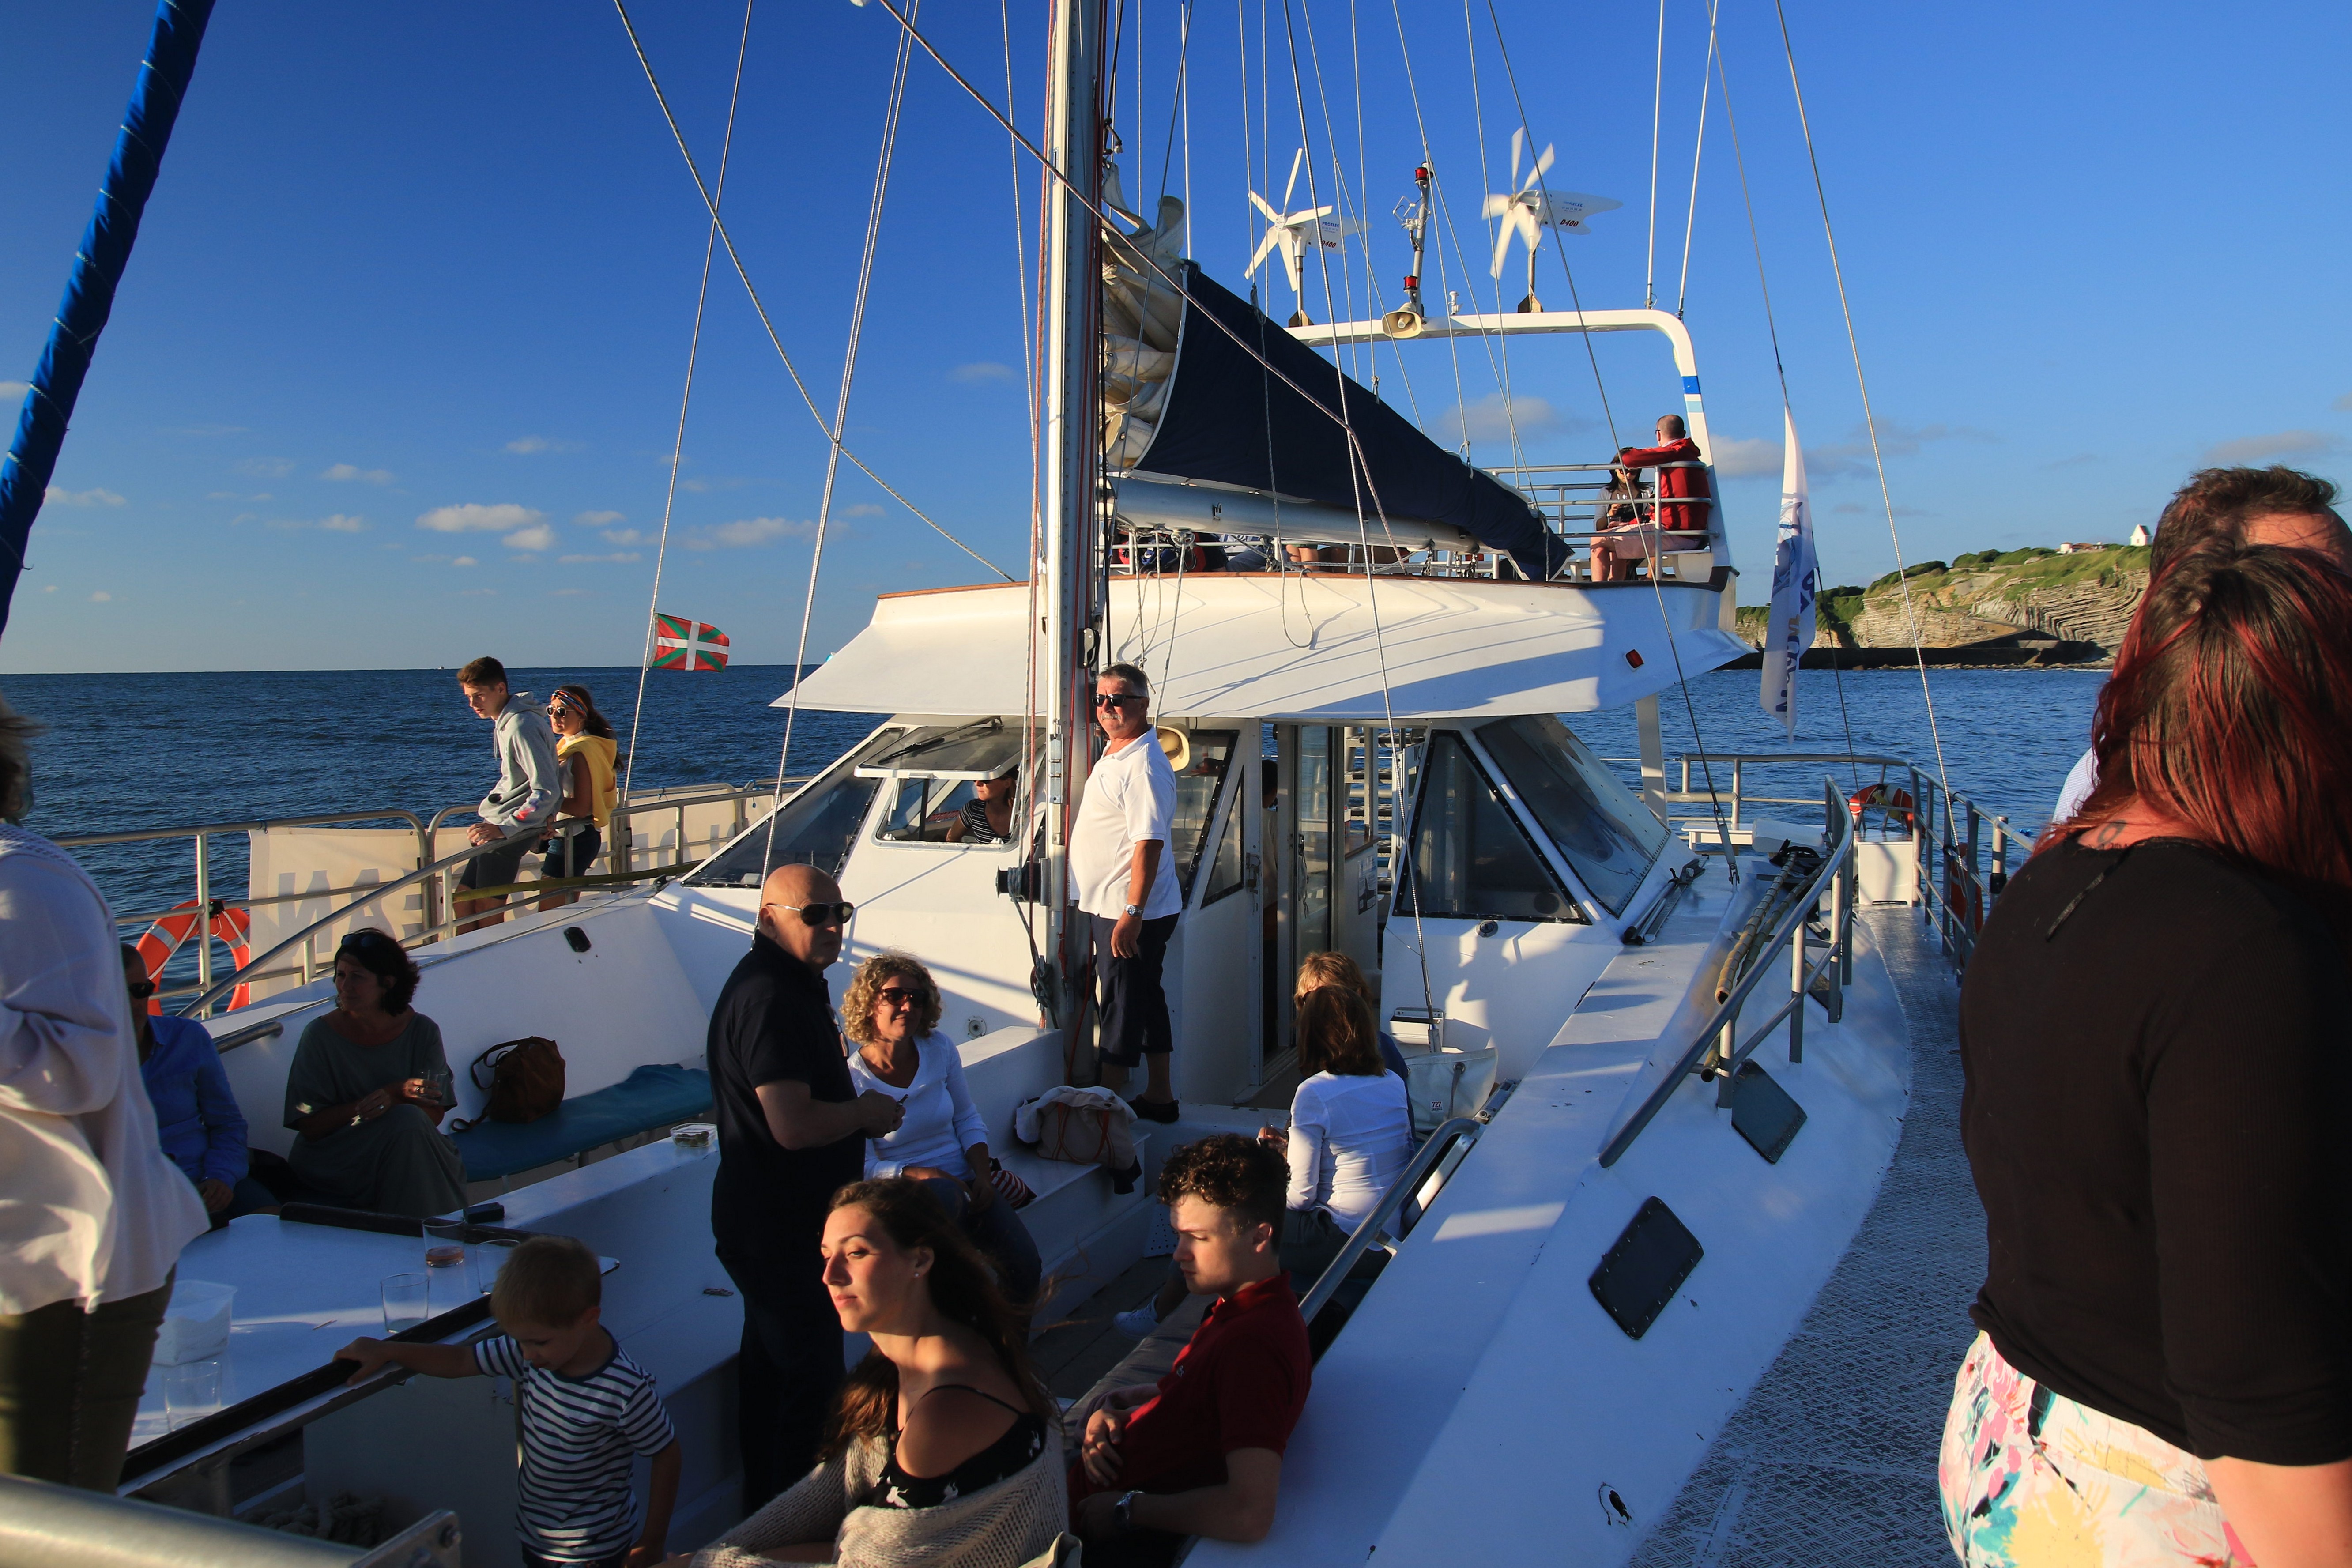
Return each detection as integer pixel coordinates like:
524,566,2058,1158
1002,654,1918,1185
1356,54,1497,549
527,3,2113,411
707,862,903,1510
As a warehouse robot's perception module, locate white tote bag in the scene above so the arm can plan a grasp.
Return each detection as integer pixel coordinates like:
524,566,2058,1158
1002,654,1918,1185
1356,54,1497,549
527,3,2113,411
1402,1045,1500,1137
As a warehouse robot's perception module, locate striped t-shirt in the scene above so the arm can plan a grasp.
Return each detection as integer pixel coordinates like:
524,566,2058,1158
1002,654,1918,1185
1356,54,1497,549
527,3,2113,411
474,1334,677,1560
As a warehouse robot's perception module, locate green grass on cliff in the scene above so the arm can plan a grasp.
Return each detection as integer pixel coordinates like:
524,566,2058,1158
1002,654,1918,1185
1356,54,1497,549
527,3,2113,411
1737,546,2149,634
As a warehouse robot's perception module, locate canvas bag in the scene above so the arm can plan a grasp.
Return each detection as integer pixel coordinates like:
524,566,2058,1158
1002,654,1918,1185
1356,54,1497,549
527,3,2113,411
1014,1086,1142,1192
454,1036,565,1127
1402,1044,1499,1136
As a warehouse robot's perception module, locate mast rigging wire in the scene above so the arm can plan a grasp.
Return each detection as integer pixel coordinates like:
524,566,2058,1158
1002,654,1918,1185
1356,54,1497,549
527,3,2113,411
622,0,755,807
1676,0,1716,318
1646,0,1664,309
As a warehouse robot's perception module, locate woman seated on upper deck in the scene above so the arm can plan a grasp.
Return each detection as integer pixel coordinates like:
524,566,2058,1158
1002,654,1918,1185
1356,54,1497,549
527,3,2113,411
844,954,1043,1310
282,929,466,1218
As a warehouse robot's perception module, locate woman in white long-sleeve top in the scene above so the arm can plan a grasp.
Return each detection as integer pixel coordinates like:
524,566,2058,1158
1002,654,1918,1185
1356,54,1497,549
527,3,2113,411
844,954,1042,1309
0,699,207,1489
1267,986,1413,1287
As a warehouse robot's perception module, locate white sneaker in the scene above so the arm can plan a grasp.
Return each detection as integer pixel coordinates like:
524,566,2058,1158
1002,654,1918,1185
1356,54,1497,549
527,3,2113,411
1114,1306,1161,1338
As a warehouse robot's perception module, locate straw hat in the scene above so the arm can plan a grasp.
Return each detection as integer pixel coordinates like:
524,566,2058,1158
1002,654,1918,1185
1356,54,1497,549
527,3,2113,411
1156,726,1191,773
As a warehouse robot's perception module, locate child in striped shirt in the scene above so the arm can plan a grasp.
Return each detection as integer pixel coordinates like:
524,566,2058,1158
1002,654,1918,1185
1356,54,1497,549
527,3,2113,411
340,1236,682,1568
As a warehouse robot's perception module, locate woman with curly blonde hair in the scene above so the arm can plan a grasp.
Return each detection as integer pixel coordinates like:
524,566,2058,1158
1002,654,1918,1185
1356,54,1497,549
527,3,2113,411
843,954,1042,1308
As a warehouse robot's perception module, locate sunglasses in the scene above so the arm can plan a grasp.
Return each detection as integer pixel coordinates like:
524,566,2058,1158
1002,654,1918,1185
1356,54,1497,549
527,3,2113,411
339,930,396,951
773,901,856,927
875,985,928,1009
1093,692,1142,709
549,703,572,718
127,979,158,999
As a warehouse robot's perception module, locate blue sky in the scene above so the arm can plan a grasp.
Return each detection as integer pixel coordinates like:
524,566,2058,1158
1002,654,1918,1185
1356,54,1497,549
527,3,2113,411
3,0,2346,673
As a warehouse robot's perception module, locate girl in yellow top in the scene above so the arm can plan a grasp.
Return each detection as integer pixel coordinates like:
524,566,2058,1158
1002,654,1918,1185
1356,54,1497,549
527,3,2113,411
539,685,619,910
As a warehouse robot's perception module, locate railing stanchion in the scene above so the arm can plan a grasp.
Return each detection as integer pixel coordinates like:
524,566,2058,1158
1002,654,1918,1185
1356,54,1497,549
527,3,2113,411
1787,913,1806,1064
192,832,212,1018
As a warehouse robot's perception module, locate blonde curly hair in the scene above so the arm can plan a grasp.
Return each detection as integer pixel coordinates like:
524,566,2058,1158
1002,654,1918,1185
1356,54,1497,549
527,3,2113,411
842,951,944,1044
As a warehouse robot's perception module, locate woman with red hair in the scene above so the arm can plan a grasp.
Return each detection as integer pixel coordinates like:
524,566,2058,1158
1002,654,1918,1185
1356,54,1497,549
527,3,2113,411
1943,540,2352,1566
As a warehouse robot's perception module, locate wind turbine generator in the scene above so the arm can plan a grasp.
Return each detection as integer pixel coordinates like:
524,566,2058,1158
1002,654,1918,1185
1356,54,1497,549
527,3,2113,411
1247,148,1368,328
1484,130,1621,312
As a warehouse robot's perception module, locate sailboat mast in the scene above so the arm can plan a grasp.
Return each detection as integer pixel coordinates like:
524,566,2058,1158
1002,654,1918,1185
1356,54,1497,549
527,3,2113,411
1038,0,1106,1041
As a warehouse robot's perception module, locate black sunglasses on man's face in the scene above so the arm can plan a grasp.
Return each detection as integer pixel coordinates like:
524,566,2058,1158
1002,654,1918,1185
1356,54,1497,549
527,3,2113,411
1093,692,1141,709
773,901,855,928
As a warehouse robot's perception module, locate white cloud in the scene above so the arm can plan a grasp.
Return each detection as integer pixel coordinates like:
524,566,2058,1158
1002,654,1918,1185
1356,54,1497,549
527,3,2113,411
322,463,393,484
602,527,648,546
574,509,625,526
237,456,295,478
451,555,479,567
1436,394,1579,446
1803,420,1996,479
686,516,820,550
42,584,57,594
417,502,544,534
505,435,583,454
319,513,368,533
560,551,643,564
1707,437,1783,478
843,503,886,518
89,590,113,603
951,362,1016,384
502,523,558,552
43,486,126,507
0,381,28,400
2203,430,2338,464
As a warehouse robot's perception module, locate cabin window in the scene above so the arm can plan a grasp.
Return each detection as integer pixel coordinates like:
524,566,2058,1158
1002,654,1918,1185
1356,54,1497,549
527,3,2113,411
1474,715,1667,916
1399,731,1581,923
1165,730,1240,899
1201,783,1247,905
876,777,984,844
686,728,901,887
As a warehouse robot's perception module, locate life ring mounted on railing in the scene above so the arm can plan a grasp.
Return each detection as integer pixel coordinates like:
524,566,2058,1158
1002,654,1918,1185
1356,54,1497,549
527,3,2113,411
1847,782,1916,833
136,899,253,1013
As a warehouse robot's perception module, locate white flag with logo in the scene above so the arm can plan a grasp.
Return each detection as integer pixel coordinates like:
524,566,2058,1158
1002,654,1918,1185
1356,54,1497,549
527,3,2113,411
1759,404,1817,736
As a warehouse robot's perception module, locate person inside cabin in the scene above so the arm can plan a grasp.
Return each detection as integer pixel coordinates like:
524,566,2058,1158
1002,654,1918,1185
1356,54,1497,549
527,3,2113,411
943,767,1017,845
339,1236,683,1568
1070,663,1183,1124
843,953,1043,1309
120,946,275,1227
453,655,563,934
2049,466,2352,825
1071,1135,1308,1564
0,697,208,1492
707,862,906,1511
282,929,467,1218
1598,415,1713,583
538,684,619,912
1945,539,2352,1567
690,1180,1068,1568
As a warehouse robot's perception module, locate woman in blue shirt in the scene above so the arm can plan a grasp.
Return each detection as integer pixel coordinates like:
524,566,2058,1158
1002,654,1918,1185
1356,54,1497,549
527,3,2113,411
121,946,274,1227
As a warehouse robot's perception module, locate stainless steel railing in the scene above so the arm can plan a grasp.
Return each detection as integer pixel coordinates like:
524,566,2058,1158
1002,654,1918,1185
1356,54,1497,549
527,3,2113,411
0,1474,460,1568
1298,1115,1487,1329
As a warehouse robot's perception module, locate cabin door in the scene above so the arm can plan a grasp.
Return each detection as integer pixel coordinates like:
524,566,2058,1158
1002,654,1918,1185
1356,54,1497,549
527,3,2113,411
1169,729,1259,1102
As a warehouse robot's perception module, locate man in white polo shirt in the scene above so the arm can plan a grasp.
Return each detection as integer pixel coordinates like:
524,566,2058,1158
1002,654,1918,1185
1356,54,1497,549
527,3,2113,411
1071,662,1184,1123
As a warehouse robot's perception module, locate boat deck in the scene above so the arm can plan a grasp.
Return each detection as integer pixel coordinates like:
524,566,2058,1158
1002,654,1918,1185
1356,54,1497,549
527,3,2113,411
1630,905,1981,1567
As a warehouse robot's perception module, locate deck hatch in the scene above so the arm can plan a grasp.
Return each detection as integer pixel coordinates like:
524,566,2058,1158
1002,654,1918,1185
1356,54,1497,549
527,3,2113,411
1588,1195,1704,1339
1731,1061,1808,1164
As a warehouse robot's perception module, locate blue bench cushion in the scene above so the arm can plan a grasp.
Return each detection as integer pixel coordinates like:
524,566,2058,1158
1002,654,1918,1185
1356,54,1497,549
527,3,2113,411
452,1064,712,1182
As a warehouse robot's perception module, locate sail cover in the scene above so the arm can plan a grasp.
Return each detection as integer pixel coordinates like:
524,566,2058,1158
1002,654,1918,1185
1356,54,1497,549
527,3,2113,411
1109,251,1572,579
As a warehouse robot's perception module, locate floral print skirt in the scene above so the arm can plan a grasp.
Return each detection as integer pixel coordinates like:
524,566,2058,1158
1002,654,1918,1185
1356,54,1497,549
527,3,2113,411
1940,1331,2254,1566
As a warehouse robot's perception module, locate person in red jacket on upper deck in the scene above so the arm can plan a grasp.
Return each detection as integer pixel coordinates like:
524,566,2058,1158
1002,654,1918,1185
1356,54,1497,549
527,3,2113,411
1599,413,1715,582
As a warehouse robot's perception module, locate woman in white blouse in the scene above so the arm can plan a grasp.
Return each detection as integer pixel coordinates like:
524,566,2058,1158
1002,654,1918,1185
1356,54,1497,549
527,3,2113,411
843,954,1042,1308
1266,985,1413,1285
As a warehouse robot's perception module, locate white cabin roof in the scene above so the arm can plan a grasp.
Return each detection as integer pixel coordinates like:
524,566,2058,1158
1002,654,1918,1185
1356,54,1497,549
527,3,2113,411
781,574,1747,721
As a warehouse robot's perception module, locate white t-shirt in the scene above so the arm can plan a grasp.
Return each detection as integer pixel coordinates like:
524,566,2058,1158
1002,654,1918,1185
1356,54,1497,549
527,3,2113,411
2054,747,2098,824
1069,731,1182,920
1285,1069,1413,1228
847,1032,992,1180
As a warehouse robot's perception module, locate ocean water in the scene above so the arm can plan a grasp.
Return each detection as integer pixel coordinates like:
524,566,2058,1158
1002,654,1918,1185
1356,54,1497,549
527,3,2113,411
4,660,2100,973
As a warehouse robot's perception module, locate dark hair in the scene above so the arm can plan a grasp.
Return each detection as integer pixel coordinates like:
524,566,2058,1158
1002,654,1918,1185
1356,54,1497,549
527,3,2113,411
0,695,41,822
1158,1132,1287,1234
457,656,508,689
2051,541,2352,889
550,684,615,740
335,927,421,1013
491,1236,601,1327
1098,662,1151,699
821,1180,1052,1459
2149,467,2348,578
1296,984,1384,1078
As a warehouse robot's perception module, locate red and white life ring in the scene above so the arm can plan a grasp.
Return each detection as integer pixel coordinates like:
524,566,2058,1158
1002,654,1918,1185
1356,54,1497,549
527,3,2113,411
136,900,253,1013
1847,782,1917,831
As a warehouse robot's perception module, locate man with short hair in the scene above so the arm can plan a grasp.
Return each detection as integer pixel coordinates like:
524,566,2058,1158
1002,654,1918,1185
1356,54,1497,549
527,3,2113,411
1070,663,1183,1121
1073,1133,1309,1562
707,862,903,1509
1602,413,1715,583
2051,467,2352,822
454,656,562,934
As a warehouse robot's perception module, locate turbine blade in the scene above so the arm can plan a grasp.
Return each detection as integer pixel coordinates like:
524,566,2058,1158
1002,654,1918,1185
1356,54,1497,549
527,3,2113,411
1247,230,1283,276
1249,190,1282,222
1510,127,1526,188
1283,147,1305,209
1534,142,1556,181
1490,219,1512,278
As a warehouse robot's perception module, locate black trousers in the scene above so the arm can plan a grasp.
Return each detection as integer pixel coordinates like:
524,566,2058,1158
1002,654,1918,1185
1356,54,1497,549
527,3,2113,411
721,1248,844,1513
1092,912,1179,1067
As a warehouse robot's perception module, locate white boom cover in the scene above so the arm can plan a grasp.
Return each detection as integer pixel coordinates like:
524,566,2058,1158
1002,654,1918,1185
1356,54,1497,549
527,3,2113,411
781,576,1746,721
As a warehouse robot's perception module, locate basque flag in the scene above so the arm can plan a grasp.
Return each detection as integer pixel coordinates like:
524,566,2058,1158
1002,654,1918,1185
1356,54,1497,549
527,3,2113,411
650,614,730,671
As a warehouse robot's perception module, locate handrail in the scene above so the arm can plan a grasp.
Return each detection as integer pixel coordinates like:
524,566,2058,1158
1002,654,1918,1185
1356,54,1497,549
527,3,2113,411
1596,776,1854,1168
0,1474,459,1568
1298,1116,1484,1326
54,806,432,851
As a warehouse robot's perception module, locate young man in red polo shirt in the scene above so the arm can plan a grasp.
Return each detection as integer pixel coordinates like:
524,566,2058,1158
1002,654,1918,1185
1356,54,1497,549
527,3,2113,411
1073,1133,1310,1563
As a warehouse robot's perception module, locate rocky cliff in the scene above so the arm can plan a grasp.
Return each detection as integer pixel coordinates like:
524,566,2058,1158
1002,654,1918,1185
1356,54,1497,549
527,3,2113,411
1737,546,2148,654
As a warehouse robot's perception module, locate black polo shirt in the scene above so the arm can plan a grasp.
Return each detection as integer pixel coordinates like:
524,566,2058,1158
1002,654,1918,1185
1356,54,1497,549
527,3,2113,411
707,934,864,1261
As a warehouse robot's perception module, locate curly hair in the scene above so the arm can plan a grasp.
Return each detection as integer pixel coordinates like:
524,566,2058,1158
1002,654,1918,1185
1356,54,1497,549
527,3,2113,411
1157,1131,1287,1233
335,927,422,1014
821,1179,1053,1459
1297,984,1384,1078
841,951,944,1044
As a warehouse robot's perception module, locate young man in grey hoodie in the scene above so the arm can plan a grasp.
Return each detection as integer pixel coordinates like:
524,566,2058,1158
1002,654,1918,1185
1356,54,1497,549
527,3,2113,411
454,656,562,933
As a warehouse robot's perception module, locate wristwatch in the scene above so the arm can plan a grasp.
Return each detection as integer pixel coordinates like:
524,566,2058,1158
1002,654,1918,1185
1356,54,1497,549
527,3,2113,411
1122,902,1142,916
1113,1489,1142,1533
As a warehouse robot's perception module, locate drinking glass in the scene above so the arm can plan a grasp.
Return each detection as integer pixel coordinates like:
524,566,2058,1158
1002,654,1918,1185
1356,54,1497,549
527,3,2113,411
422,1220,474,1313
419,1067,453,1111
381,1273,429,1334
163,1359,221,1429
475,1237,521,1297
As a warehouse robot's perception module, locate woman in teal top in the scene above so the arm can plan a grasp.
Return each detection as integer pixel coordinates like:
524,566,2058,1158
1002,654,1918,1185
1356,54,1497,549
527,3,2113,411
283,929,465,1217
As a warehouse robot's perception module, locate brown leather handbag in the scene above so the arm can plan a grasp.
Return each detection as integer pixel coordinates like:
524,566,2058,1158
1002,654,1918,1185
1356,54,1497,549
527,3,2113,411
453,1037,565,1127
